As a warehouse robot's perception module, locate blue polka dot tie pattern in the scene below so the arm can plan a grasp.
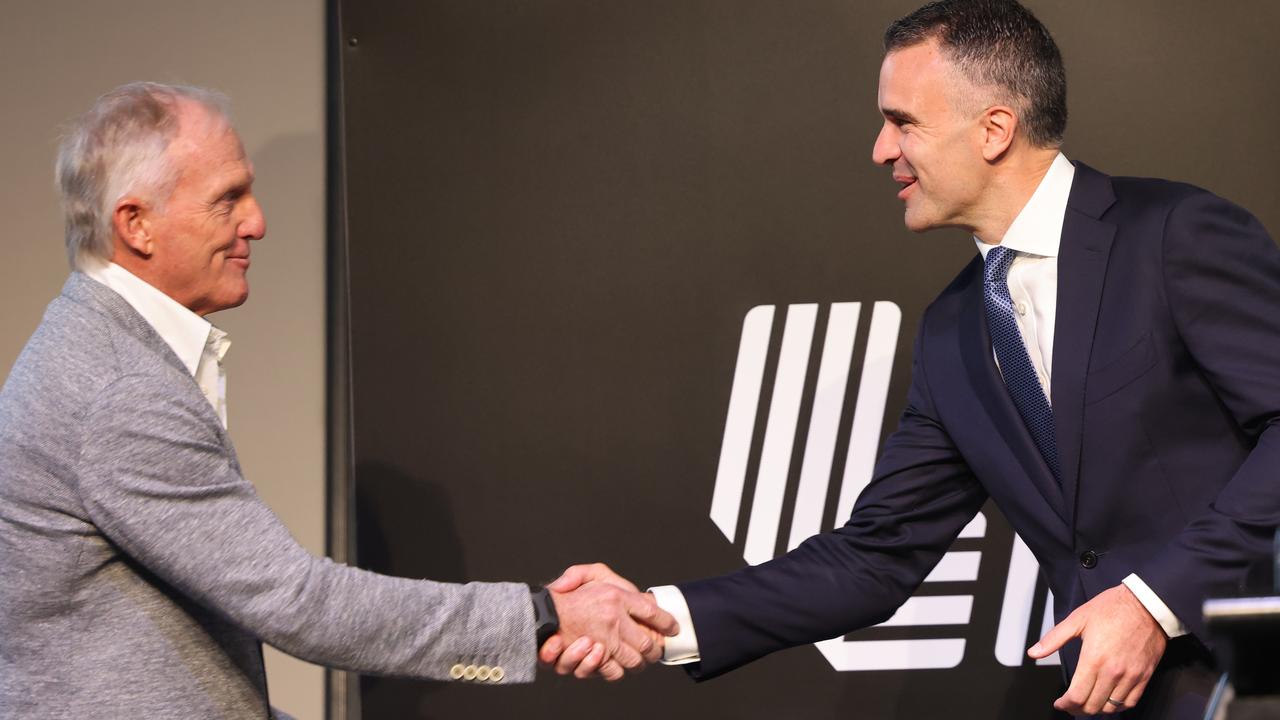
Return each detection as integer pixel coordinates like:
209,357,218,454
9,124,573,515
984,246,1061,482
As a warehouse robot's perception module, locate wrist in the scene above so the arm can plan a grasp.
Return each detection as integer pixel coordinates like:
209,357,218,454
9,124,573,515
530,585,560,647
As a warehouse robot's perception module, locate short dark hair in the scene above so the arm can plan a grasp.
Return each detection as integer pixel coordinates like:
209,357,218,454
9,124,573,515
884,0,1067,147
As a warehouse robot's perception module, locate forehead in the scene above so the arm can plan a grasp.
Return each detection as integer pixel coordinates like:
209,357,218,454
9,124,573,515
878,40,954,109
168,101,250,183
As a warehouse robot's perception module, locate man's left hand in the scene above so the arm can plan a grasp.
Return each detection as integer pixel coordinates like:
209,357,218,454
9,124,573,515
1028,584,1168,715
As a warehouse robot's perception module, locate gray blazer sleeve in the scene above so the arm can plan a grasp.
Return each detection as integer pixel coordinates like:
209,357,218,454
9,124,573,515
74,372,536,682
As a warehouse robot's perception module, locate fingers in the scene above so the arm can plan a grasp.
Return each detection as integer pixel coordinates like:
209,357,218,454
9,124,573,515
547,565,595,593
538,634,565,666
551,634,650,680
552,635,638,681
609,633,648,671
597,656,626,682
575,643,609,680
547,562,639,594
1082,661,1124,715
1055,661,1097,716
628,593,680,637
618,617,661,665
563,642,626,683
1121,673,1153,712
1029,611,1082,659
1092,665,1153,715
555,636,596,676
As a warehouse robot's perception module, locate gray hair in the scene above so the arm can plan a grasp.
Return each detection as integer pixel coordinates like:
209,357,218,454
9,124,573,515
55,82,231,270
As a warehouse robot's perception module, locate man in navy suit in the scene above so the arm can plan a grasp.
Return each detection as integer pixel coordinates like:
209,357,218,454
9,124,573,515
542,0,1280,716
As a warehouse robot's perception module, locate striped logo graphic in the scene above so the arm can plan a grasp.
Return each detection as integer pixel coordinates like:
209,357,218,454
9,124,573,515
711,302,1058,671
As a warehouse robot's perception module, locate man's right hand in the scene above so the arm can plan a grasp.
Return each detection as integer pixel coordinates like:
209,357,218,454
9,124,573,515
539,563,678,681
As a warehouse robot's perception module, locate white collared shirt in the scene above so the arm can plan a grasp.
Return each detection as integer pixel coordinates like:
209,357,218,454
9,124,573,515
653,152,1183,666
973,151,1074,395
83,260,231,428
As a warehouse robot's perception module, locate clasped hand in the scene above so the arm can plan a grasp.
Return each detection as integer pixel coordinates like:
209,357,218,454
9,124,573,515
539,563,676,681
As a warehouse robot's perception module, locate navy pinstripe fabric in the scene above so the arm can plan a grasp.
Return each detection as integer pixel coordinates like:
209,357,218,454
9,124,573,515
983,246,1060,481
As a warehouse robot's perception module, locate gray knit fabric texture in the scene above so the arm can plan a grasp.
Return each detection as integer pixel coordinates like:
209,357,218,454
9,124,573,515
0,274,536,718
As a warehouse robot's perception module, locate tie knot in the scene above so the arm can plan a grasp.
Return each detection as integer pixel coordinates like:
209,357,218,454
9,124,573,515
984,245,1017,284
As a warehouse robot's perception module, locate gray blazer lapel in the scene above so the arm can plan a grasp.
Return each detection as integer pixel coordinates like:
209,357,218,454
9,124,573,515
61,272,192,377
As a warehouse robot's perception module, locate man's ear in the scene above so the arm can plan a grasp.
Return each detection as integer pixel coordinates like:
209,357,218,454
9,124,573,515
112,197,154,257
979,105,1019,162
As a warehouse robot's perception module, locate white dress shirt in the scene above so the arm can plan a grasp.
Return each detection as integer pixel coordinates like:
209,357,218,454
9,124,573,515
83,261,231,428
653,153,1184,665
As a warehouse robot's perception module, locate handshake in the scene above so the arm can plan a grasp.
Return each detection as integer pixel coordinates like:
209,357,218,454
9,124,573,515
538,563,680,681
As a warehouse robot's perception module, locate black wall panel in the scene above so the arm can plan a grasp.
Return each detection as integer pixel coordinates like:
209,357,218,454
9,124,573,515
334,2,1280,717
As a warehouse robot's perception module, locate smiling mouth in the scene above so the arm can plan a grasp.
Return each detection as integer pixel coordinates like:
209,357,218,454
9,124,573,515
894,176,917,199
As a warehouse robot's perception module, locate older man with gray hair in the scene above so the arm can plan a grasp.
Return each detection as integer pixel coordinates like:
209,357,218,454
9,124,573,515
0,82,675,718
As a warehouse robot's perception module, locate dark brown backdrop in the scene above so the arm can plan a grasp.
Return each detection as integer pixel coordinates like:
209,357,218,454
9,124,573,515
332,1,1280,718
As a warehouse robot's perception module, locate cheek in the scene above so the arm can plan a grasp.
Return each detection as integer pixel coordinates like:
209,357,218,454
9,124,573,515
900,135,931,175
899,134,918,160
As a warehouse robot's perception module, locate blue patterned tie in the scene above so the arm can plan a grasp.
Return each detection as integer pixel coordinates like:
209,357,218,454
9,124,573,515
983,246,1060,481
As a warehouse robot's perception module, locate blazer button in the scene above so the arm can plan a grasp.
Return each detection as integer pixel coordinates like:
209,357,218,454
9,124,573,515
490,666,505,683
1079,550,1098,569
463,664,479,681
476,665,492,682
449,664,465,680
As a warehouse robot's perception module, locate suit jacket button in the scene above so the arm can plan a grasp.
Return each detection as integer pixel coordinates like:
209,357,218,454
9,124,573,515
1079,550,1098,569
490,666,505,683
476,665,492,681
463,664,479,681
449,664,465,680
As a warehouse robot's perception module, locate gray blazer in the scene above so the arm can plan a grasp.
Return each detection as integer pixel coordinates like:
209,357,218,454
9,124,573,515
0,274,536,719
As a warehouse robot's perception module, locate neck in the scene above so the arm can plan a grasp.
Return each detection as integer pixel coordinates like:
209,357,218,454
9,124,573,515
108,250,202,316
110,251,157,289
971,147,1060,245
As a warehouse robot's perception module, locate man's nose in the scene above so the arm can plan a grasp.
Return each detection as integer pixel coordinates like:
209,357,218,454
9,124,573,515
871,122,900,166
240,196,266,240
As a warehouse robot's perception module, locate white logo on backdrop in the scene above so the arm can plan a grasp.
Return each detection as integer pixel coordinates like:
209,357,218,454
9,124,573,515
710,302,1059,671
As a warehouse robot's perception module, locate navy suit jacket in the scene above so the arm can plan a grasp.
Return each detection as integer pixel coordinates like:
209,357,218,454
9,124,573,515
679,163,1280,697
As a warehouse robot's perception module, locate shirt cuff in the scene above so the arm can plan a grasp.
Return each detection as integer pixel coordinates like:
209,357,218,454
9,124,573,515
1122,573,1188,638
648,585,701,665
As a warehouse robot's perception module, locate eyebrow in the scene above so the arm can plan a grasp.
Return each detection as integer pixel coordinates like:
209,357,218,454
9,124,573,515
212,174,254,203
881,107,920,125
228,168,255,191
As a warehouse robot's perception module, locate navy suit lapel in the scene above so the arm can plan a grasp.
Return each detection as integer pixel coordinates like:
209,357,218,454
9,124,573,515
1051,163,1117,526
958,263,1068,524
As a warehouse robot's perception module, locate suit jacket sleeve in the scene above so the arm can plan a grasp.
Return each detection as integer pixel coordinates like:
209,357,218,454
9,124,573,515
1135,190,1280,641
677,326,987,680
75,374,537,682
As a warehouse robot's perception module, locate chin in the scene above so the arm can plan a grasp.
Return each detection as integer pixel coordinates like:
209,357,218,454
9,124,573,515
208,287,250,314
902,203,950,234
228,287,250,309
902,213,935,234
